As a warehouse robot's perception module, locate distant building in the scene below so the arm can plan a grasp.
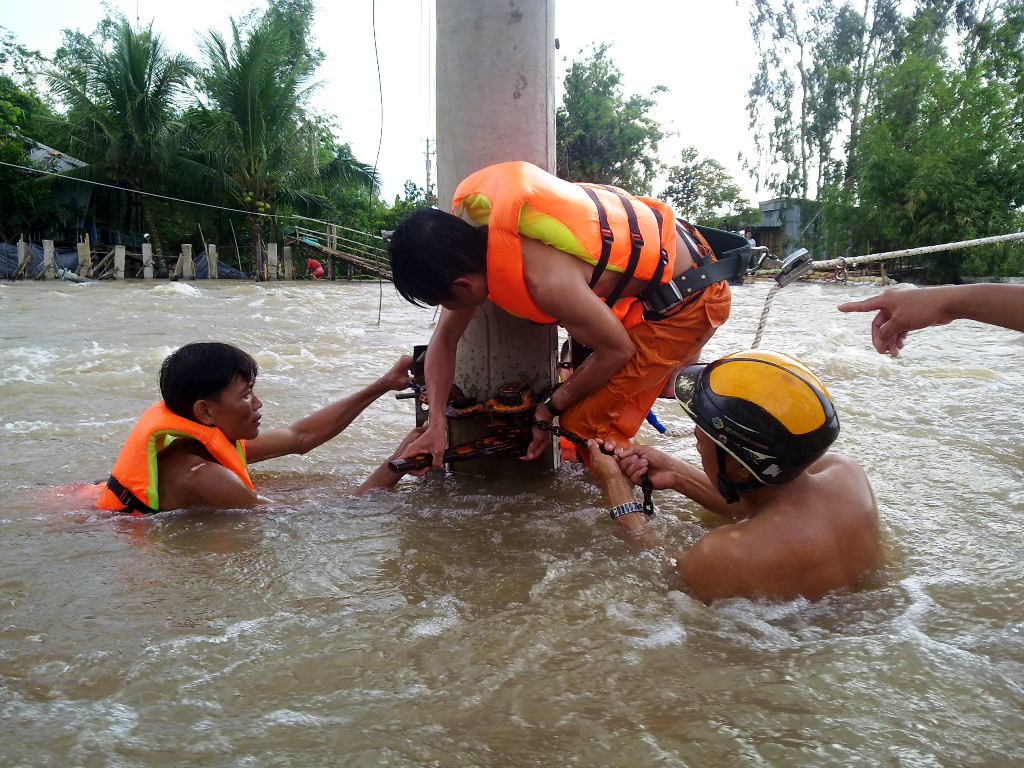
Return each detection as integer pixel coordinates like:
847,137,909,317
755,198,819,255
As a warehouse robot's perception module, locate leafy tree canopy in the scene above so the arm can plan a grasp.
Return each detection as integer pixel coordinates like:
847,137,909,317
661,147,751,226
556,43,665,196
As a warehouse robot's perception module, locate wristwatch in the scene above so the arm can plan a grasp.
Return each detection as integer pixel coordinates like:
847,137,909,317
610,500,644,519
540,383,565,417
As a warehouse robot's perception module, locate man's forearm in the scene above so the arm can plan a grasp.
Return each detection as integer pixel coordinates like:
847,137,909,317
287,380,392,452
352,462,403,496
550,346,633,413
423,343,457,433
944,284,1024,332
669,463,753,519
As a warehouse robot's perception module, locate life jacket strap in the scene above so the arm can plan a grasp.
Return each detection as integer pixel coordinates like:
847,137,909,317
635,204,670,304
581,186,615,289
676,221,708,266
105,475,159,515
600,185,645,310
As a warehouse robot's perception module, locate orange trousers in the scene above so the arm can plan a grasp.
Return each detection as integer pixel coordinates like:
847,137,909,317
560,281,731,453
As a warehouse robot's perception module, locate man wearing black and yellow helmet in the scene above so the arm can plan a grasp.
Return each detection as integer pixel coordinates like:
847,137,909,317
587,349,880,603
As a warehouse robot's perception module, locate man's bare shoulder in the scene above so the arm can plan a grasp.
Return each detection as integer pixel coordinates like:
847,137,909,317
807,452,868,479
677,454,880,601
805,453,878,518
157,440,258,510
156,440,208,507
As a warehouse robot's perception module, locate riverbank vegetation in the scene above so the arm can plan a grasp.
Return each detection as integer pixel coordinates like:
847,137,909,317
555,1,1022,282
1,0,1021,282
0,0,431,275
745,0,1024,281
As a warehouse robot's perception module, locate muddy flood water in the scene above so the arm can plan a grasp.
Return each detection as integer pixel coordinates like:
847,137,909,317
1,278,1022,767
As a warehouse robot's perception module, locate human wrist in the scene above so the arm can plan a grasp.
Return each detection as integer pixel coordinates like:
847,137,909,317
605,475,636,507
613,508,649,529
534,402,555,422
539,382,565,417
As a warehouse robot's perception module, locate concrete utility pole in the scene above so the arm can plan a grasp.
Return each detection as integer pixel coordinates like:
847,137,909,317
436,0,558,473
424,138,436,204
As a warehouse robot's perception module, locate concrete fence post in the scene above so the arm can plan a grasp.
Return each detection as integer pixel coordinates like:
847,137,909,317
282,245,294,279
267,243,279,281
208,243,219,279
142,243,154,279
182,244,194,280
77,233,91,277
16,237,27,275
42,240,54,279
114,245,125,280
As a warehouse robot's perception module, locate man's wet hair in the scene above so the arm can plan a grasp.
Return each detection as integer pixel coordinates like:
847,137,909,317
160,342,258,420
388,208,488,306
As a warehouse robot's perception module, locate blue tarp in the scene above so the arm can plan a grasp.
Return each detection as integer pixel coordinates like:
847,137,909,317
1,243,78,278
1,243,252,280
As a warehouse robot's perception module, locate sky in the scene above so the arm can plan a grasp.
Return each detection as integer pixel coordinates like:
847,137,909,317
5,0,764,205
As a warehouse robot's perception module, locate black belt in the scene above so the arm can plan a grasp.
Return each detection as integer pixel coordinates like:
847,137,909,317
105,474,159,515
642,242,750,319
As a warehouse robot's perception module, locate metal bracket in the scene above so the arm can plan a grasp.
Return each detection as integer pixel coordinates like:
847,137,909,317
775,248,813,287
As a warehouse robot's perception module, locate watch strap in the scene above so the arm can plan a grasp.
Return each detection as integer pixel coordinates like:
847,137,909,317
540,382,564,417
610,500,644,519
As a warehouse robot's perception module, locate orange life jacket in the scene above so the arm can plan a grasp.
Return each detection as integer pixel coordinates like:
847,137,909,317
452,161,707,329
95,401,254,514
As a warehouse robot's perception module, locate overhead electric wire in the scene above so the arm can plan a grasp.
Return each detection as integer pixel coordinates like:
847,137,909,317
370,0,386,324
1,159,285,220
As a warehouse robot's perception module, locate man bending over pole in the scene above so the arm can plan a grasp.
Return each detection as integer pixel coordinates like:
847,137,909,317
388,162,742,526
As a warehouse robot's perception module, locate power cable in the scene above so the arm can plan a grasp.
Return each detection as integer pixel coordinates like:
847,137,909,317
370,0,385,324
0,159,277,219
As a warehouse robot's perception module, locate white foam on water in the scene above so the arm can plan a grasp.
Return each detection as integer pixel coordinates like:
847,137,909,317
253,350,292,371
2,420,54,434
150,282,203,297
407,595,463,637
605,601,688,648
0,364,49,384
0,347,59,366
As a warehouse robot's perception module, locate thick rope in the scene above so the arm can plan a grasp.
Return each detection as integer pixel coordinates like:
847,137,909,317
751,283,782,349
812,231,1024,270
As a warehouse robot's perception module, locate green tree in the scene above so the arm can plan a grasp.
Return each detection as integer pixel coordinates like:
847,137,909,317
0,74,80,239
661,147,749,226
848,0,1024,281
556,43,665,195
45,17,194,266
193,9,375,277
0,25,48,95
747,1,904,197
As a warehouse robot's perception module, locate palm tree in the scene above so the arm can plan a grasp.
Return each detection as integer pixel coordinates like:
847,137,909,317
45,19,198,270
193,15,376,279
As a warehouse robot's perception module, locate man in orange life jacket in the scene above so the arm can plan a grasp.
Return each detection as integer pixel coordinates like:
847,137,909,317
387,162,741,528
95,342,413,513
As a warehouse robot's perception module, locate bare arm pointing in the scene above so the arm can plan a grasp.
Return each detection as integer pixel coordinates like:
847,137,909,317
838,284,1024,356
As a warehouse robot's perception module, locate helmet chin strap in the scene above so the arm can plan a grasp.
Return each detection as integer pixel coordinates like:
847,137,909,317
715,445,761,504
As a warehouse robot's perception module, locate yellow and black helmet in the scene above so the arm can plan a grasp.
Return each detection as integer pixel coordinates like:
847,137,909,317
674,350,839,496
